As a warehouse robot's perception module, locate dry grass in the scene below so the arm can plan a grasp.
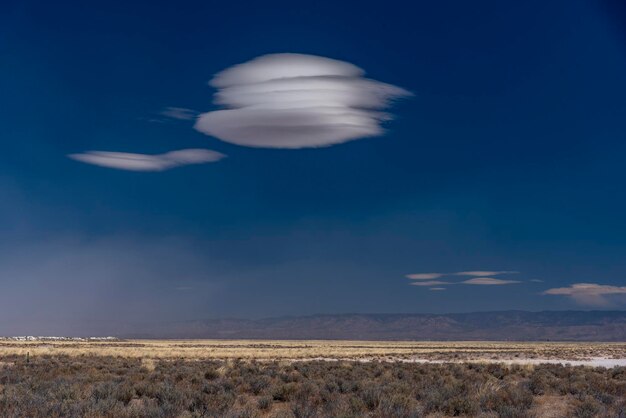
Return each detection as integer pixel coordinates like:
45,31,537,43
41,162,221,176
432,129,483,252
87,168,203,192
0,339,624,361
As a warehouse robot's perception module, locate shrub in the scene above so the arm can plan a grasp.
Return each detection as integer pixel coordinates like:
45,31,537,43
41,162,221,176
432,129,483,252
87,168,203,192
257,396,272,410
0,355,624,417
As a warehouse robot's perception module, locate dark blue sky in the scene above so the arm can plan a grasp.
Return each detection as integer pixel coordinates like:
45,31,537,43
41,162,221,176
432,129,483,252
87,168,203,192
1,0,626,333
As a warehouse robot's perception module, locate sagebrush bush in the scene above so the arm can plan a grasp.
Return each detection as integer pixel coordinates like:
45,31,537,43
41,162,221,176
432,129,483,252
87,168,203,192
0,355,624,417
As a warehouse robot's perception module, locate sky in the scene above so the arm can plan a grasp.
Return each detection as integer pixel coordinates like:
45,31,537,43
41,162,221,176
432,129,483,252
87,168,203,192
1,0,626,334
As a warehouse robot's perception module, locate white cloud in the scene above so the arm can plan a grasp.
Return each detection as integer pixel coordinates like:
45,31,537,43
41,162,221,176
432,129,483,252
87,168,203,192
406,270,518,279
409,280,449,286
210,53,364,87
455,271,518,277
462,277,521,285
543,283,626,307
160,107,198,120
429,287,446,291
68,149,225,171
530,279,544,283
194,53,411,148
406,273,444,280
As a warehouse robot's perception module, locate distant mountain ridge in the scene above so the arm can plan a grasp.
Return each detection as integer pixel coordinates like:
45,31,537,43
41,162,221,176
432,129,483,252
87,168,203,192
124,310,626,341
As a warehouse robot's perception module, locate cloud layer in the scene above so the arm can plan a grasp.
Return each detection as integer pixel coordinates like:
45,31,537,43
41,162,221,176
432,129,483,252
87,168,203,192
194,53,411,148
409,280,448,287
68,149,225,171
454,271,518,277
406,270,518,280
543,283,626,307
160,107,198,120
406,269,521,289
406,273,444,280
462,277,521,285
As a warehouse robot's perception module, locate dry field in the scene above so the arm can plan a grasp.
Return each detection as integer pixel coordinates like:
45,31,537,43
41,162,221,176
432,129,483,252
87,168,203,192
0,353,625,417
0,339,625,363
1,340,625,417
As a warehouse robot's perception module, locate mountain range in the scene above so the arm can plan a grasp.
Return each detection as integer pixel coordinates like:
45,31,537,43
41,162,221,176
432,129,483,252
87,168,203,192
122,310,626,341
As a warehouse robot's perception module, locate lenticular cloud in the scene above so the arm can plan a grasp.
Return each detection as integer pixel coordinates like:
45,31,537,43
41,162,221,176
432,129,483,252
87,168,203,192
194,53,411,148
68,149,225,171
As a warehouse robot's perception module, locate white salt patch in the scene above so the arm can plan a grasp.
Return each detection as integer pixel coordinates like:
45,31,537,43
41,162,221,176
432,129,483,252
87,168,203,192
290,357,626,368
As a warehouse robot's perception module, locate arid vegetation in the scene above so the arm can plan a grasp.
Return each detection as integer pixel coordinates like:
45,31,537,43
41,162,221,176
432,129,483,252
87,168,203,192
0,339,624,361
1,340,624,416
0,354,625,417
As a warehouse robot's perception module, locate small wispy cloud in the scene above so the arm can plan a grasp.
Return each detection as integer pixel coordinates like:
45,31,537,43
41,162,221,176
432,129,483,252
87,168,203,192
462,277,521,285
429,287,446,291
68,149,225,171
530,279,544,283
406,270,517,279
454,271,519,277
406,273,444,280
160,107,198,121
194,53,411,148
409,280,449,287
543,283,626,307
406,269,522,289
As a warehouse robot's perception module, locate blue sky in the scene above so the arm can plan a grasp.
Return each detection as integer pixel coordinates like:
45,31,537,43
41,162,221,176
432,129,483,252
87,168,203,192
1,0,626,333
